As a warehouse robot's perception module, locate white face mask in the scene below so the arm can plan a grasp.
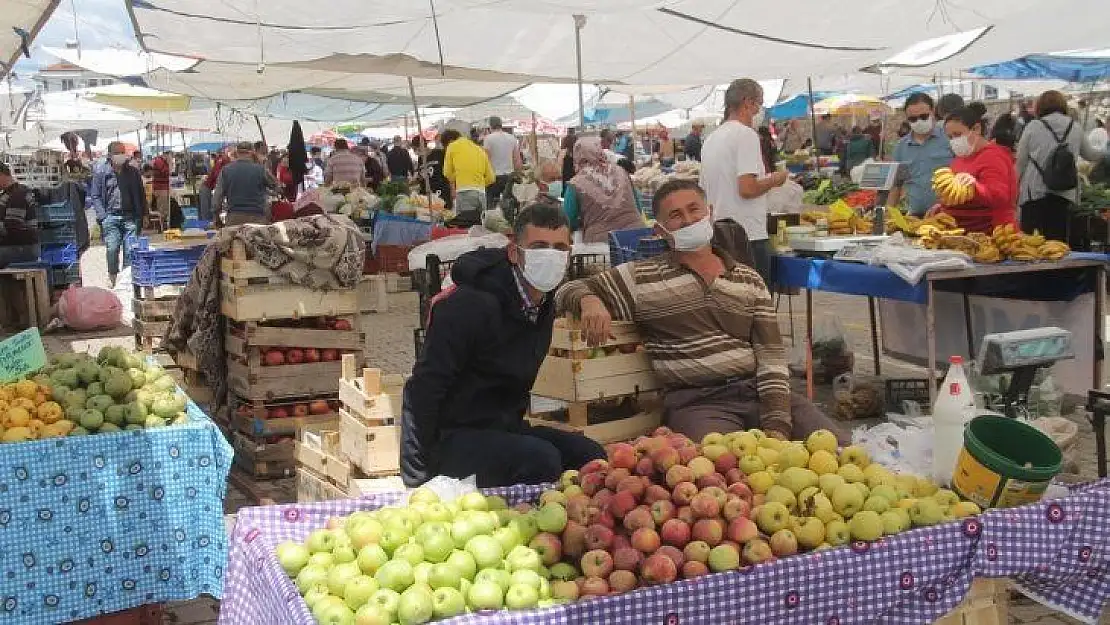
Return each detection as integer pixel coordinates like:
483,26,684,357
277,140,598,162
111,154,128,166
662,215,714,252
546,181,563,199
949,135,973,157
519,247,569,293
909,118,934,135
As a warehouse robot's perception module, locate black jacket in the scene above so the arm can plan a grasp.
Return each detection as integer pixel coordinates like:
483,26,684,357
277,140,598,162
386,146,415,178
401,248,555,485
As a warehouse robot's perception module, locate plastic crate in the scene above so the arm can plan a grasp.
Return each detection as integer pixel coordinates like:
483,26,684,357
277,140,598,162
51,263,80,287
132,245,206,286
373,244,413,274
608,227,666,266
183,218,213,230
38,221,77,245
40,242,77,265
40,201,74,222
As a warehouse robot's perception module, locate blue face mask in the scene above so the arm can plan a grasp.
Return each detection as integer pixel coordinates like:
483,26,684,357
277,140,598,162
546,181,563,199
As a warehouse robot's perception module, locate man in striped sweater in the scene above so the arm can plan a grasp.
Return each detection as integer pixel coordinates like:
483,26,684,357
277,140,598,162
556,179,843,442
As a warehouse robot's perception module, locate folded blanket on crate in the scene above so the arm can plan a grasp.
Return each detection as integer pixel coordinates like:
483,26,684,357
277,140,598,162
164,214,366,410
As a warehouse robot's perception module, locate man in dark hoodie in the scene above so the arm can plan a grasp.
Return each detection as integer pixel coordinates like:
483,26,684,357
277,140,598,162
401,202,605,487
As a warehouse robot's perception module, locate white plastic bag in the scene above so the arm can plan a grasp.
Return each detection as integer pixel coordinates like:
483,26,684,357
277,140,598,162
851,421,933,477
57,285,122,330
401,475,479,505
513,182,540,205
766,179,805,214
113,266,134,326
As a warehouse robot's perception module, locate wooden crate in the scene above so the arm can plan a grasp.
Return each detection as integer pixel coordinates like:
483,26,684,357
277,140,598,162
296,466,349,503
231,432,296,479
528,397,663,444
132,296,177,353
72,604,163,625
295,424,358,490
225,334,356,400
219,242,362,321
531,320,660,403
933,578,1009,625
231,393,340,437
228,317,364,349
0,267,51,329
359,274,389,313
338,355,402,476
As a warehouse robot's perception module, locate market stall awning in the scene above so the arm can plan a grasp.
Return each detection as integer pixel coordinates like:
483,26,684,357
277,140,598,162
970,51,1110,83
0,0,58,79
126,0,1110,85
86,85,193,113
813,94,890,116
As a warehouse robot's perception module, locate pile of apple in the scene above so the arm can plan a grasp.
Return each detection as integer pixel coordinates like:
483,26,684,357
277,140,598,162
235,398,339,423
258,347,352,367
275,489,578,625
536,426,981,595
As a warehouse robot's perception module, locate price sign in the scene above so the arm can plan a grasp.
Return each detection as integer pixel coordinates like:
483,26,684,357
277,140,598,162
0,328,48,383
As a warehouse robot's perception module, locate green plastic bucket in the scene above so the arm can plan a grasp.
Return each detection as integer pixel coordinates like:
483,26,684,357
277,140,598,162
951,415,1062,508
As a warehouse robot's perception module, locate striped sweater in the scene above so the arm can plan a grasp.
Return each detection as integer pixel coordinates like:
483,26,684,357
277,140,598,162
556,248,791,434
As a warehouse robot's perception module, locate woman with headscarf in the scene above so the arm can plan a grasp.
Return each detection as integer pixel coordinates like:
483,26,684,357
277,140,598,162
563,137,644,243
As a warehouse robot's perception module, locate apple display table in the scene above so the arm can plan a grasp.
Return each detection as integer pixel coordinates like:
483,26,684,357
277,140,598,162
219,480,1110,624
0,400,230,622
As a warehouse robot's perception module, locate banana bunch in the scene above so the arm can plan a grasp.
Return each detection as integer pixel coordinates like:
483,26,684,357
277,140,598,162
989,224,1071,261
849,214,872,234
828,217,854,236
991,224,1023,254
1038,240,1070,260
800,210,826,225
932,167,977,206
972,243,1002,263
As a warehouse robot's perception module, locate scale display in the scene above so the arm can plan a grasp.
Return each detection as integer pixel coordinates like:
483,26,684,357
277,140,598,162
858,162,904,191
977,327,1074,375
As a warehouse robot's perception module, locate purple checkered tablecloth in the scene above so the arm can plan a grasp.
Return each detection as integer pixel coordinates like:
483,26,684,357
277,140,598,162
220,480,1110,625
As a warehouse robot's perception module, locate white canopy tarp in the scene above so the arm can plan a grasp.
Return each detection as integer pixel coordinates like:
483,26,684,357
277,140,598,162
0,0,58,79
40,45,198,76
126,0,1109,85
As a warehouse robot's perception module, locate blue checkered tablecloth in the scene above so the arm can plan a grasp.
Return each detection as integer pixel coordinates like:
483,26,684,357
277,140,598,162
0,400,232,624
221,480,1110,625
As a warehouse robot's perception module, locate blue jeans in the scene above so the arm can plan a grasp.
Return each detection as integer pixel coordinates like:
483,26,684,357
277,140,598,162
102,215,139,276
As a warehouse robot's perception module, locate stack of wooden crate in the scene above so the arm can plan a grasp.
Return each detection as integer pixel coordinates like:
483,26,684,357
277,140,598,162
294,355,405,502
529,319,663,443
220,242,366,479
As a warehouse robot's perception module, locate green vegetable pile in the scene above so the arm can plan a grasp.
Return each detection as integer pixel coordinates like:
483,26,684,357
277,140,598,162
1077,182,1110,217
377,180,413,212
802,179,860,205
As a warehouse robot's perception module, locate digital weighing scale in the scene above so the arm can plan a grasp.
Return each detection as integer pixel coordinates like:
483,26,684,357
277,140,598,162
788,161,907,256
976,327,1074,419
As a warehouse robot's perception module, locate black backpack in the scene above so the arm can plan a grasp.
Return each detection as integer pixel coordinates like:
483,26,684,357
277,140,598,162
1031,119,1078,191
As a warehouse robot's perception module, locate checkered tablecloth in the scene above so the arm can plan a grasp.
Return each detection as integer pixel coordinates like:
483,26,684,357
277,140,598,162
221,480,1110,625
0,400,232,624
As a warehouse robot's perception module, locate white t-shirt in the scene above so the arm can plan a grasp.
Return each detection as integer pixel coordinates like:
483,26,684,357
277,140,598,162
483,131,518,175
699,120,768,241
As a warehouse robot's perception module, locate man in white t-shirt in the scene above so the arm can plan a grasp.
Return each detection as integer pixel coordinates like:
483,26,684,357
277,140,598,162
483,116,522,208
699,78,789,284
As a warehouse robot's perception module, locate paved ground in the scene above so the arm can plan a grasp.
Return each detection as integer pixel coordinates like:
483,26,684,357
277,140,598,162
32,246,1109,623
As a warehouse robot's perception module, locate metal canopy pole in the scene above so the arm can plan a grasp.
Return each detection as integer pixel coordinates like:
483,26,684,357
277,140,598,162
807,77,819,172
574,14,587,130
407,76,434,201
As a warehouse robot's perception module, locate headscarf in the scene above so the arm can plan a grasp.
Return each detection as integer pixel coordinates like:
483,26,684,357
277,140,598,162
570,137,635,210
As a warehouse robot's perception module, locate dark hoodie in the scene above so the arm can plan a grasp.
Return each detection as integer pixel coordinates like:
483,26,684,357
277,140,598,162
400,247,556,486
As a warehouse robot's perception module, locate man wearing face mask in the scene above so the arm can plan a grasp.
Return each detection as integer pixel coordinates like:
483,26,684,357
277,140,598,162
700,78,789,284
400,202,605,488
557,179,846,444
90,141,146,287
888,92,954,216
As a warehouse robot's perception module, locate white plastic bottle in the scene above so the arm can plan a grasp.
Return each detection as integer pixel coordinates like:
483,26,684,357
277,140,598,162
931,355,977,485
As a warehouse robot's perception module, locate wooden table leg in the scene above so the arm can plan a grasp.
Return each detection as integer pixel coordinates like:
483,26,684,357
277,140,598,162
962,292,975,360
22,273,36,328
806,289,814,401
1095,266,1105,391
33,271,50,327
867,296,881,376
926,282,938,407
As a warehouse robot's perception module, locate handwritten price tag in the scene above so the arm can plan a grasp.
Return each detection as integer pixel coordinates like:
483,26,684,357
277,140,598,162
0,328,48,383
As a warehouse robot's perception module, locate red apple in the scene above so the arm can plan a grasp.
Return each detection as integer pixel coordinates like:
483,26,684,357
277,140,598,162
581,459,609,475
640,553,678,585
320,348,340,362
726,517,760,544
650,447,680,473
643,485,671,505
262,349,285,366
714,452,739,474
634,457,656,477
660,518,691,548
584,524,614,551
604,468,631,491
672,482,698,506
580,550,614,579
742,538,773,565
769,529,798,557
675,506,696,526
609,491,638,519
616,476,646,499
696,472,728,490
591,510,615,530
657,545,685,569
631,527,661,554
612,546,643,572
286,348,305,364
303,348,320,363
652,426,673,437
562,521,588,558
691,519,724,546
702,486,728,509
622,507,655,533
608,570,638,593
666,434,689,449
566,494,591,525
581,473,606,497
332,319,352,331
590,489,614,512
665,465,695,488
682,560,710,579
727,482,754,501
677,446,699,464
608,443,637,470
683,540,711,564
580,576,609,597
530,533,563,566
722,495,752,521
690,492,721,519
725,468,746,486
650,500,676,526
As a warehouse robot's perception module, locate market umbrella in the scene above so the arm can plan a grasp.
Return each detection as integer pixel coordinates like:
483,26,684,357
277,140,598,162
813,94,890,116
307,129,339,147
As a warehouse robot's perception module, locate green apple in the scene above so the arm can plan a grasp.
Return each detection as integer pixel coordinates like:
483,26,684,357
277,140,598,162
397,585,434,625
508,514,539,544
354,602,393,625
825,519,850,546
275,541,310,576
535,503,568,534
356,544,389,576
881,509,911,535
368,589,401,619
306,529,337,554
475,568,512,592
504,545,543,573
409,486,441,505
308,552,334,569
327,561,363,596
432,586,466,619
343,575,379,610
509,569,544,591
446,549,478,581
428,562,461,590
467,580,504,611
831,483,865,518
862,496,890,514
393,543,425,566
333,544,357,564
422,503,453,524
413,562,433,587
315,596,354,623
451,517,480,549
707,544,741,572
465,536,503,571
492,525,522,554
849,510,884,541
346,518,384,549
458,491,489,512
295,565,329,594
485,495,509,511
375,559,415,593
379,527,410,555
419,530,455,564
302,584,331,609
909,498,945,526
505,583,540,609
548,562,578,581
414,521,448,544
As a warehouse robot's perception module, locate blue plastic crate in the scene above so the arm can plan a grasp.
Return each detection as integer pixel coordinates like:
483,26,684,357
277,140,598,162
608,227,666,266
40,202,75,222
40,242,78,265
132,245,206,286
51,263,80,287
38,221,77,245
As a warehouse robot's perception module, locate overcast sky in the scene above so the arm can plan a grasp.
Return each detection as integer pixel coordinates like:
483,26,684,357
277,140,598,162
15,0,137,75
